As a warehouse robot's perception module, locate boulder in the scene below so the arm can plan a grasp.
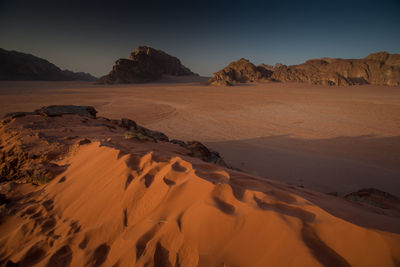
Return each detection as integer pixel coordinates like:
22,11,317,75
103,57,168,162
120,118,137,130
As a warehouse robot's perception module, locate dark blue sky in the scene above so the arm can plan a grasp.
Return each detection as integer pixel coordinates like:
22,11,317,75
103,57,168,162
0,0,399,77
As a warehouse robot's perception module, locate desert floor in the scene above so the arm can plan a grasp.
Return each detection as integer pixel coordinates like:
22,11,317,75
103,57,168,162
1,80,399,195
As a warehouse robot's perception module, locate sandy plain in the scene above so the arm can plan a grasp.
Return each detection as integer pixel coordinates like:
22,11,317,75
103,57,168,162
0,79,399,196
1,79,400,266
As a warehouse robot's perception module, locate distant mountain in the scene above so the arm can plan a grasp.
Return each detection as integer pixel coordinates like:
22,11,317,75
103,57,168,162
0,48,97,81
209,52,400,86
99,46,197,84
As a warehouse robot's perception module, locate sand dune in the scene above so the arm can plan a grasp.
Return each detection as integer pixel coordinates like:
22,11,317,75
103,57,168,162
0,109,399,266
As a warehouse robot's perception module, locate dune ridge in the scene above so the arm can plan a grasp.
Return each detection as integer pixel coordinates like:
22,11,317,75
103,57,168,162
0,107,399,266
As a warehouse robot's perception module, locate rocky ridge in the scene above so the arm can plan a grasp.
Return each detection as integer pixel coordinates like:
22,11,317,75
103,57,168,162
0,48,97,81
0,105,226,184
209,52,400,86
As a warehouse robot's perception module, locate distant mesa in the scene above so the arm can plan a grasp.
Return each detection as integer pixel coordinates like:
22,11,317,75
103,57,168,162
0,48,97,81
99,46,198,84
209,52,400,86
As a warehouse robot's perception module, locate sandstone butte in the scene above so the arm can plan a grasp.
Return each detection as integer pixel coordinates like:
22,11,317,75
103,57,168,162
99,46,197,84
0,105,399,266
208,52,400,86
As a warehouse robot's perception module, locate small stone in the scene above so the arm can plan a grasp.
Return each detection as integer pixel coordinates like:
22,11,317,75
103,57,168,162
77,139,91,146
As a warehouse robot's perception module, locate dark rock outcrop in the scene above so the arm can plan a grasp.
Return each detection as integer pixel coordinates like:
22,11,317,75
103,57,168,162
35,105,98,118
111,119,227,166
208,58,272,86
0,105,229,184
117,117,169,142
185,141,228,167
4,105,97,119
171,140,227,167
0,48,97,81
99,46,197,84
345,188,400,210
209,52,400,86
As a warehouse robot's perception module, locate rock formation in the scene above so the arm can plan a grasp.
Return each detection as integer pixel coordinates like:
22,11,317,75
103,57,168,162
99,46,197,84
0,105,226,183
209,52,400,86
0,48,97,81
171,140,228,167
345,188,400,211
208,58,273,86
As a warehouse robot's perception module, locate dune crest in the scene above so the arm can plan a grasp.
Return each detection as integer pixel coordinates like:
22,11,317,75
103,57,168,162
0,106,399,266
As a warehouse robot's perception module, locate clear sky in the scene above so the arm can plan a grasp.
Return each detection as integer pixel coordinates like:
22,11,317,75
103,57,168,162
0,0,399,77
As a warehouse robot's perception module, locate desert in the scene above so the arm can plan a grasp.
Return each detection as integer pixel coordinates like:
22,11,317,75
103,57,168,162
1,77,400,266
1,0,400,265
1,80,399,196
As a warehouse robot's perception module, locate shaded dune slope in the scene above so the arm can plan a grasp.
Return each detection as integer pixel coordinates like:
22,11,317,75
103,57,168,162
0,107,399,267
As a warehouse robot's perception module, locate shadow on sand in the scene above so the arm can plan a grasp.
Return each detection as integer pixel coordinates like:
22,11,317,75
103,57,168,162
206,134,400,196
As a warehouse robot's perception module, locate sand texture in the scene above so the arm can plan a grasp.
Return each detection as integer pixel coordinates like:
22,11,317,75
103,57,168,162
1,81,399,195
0,110,399,266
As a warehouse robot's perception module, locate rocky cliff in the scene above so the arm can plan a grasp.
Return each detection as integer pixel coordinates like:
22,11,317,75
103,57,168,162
99,46,197,84
0,48,97,81
208,58,272,86
209,52,400,86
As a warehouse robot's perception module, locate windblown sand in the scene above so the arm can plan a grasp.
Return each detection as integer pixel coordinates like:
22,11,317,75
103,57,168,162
0,112,399,266
1,80,399,195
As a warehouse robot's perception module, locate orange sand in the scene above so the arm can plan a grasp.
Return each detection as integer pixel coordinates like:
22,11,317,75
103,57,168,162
1,140,400,266
1,81,399,195
0,110,399,266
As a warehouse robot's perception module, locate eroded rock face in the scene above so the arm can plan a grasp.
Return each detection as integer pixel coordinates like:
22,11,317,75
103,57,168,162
209,52,400,86
345,188,400,211
117,117,169,142
4,105,98,119
0,48,97,81
208,58,273,86
99,46,197,84
185,141,228,167
35,106,98,118
171,140,228,167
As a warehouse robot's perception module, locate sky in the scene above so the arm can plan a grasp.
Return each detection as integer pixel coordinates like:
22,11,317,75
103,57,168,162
0,0,399,77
